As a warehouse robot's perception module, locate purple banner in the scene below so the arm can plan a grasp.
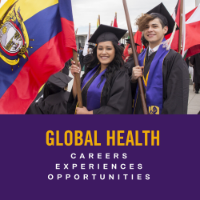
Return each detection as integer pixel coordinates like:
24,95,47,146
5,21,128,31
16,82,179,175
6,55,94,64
0,115,199,200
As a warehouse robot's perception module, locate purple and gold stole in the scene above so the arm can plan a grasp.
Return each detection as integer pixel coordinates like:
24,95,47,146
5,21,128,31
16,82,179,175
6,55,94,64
133,40,170,114
81,65,106,111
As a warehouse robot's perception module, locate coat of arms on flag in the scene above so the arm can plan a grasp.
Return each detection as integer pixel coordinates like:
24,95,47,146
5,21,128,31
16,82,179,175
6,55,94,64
0,1,34,70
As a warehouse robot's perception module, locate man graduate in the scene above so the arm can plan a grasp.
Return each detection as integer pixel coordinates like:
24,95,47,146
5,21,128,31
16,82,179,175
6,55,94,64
132,3,189,114
190,53,200,94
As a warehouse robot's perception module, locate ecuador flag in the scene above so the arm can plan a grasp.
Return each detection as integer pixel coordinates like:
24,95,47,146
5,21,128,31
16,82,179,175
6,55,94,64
0,0,77,114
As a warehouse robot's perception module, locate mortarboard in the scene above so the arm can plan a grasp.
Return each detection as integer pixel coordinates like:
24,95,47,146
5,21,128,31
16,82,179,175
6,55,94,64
87,43,96,49
147,3,178,35
126,38,130,43
48,72,72,89
89,24,127,44
128,43,139,48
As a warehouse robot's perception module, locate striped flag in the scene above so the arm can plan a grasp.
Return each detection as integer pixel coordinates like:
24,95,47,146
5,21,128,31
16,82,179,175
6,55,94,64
0,0,77,114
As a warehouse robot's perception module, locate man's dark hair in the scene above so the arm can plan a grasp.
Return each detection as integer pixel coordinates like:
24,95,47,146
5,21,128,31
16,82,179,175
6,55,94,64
136,14,167,32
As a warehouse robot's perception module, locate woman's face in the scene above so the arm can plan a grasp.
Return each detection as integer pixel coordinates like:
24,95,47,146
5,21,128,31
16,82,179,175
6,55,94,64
97,41,115,66
128,47,133,55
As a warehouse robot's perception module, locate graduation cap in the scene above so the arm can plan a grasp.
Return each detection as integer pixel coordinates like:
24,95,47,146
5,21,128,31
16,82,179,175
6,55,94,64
128,43,139,48
89,24,127,44
48,72,72,89
126,38,130,43
125,38,139,46
146,3,178,35
87,43,96,49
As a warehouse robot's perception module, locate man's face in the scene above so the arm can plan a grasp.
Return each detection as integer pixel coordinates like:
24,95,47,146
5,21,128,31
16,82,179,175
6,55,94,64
143,18,168,46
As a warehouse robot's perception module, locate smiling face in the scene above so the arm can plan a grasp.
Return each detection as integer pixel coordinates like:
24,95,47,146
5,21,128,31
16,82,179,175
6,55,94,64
97,41,115,66
143,18,168,48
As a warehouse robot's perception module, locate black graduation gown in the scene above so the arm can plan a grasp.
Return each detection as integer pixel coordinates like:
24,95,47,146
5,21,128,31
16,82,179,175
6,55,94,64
83,54,93,72
79,51,84,69
62,59,71,75
67,68,132,114
26,91,70,114
132,49,189,114
123,56,137,99
190,53,200,84
124,56,135,77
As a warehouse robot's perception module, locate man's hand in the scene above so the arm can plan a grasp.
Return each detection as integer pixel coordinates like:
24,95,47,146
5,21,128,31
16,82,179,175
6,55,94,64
131,66,144,82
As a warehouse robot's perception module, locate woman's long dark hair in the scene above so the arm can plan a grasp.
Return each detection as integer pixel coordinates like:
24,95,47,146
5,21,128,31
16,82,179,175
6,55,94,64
81,42,125,102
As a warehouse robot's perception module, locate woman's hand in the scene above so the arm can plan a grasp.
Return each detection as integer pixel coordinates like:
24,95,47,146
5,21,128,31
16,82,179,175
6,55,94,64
76,107,93,115
71,60,81,77
131,66,144,82
124,56,129,62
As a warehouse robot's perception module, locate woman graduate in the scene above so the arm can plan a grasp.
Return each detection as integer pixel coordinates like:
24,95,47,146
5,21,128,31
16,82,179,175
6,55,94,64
67,24,132,114
131,3,189,114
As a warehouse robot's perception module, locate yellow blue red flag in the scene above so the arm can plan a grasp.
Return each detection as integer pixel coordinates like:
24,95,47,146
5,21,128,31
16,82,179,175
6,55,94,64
0,0,77,114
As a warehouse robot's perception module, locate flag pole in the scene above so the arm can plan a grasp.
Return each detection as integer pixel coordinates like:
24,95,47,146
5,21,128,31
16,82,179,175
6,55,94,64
122,0,148,114
73,50,83,108
178,0,183,53
89,23,91,40
73,27,83,108
75,28,78,35
111,21,113,26
98,15,100,25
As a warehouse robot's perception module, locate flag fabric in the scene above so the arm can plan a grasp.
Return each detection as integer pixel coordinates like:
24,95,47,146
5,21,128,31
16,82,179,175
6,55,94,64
113,16,118,28
165,0,181,52
182,4,200,58
0,0,77,114
185,7,197,21
134,31,142,54
83,29,90,56
123,44,129,60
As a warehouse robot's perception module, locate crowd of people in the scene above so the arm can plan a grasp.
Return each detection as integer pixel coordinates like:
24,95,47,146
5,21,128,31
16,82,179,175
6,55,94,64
27,3,200,115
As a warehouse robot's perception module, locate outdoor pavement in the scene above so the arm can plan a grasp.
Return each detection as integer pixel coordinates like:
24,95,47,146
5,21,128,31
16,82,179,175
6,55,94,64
68,72,200,115
188,85,200,114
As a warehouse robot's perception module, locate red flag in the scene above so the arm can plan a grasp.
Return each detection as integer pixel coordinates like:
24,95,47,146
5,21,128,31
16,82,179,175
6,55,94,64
123,31,142,60
165,0,180,52
134,31,142,54
113,16,118,28
186,7,197,21
183,5,200,57
123,44,129,60
183,6,198,58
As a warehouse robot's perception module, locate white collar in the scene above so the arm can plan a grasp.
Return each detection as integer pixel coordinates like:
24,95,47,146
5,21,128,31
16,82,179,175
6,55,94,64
149,44,160,53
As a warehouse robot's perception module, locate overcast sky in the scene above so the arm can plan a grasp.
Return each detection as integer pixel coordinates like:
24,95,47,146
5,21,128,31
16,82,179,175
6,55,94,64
0,0,196,34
